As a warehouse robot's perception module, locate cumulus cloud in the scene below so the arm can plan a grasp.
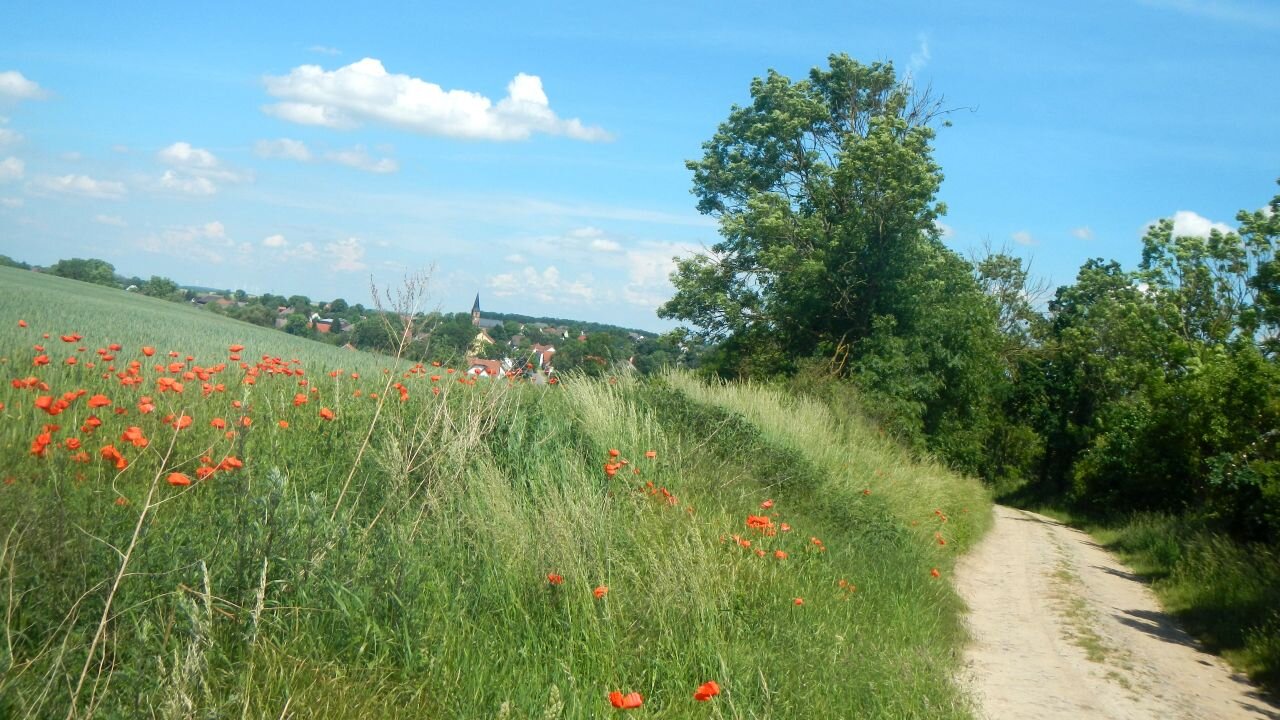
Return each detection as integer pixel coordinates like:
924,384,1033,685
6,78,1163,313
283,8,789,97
0,71,47,101
157,141,248,193
488,265,595,303
255,138,312,161
504,253,526,264
1169,210,1233,238
0,156,23,182
1011,230,1038,246
324,146,398,173
0,127,22,146
1071,226,1095,241
159,170,217,196
262,58,611,142
137,221,235,264
326,237,367,271
33,173,126,199
0,197,22,208
159,141,218,169
262,233,288,248
934,220,955,239
94,214,127,227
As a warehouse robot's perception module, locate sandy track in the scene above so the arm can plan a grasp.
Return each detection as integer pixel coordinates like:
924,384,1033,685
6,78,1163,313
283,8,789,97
955,505,1280,719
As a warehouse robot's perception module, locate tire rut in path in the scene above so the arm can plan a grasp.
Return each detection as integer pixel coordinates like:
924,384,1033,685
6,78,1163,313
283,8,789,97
955,505,1280,720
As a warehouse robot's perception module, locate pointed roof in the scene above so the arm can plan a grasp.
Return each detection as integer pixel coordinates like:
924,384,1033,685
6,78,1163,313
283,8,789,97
471,294,481,314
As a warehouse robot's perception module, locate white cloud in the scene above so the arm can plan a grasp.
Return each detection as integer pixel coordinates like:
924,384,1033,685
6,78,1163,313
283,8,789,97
504,253,526,264
137,221,234,264
0,71,47,100
324,146,398,173
1071,226,1095,241
621,240,701,308
284,241,318,261
488,265,572,302
909,33,931,73
159,169,217,196
159,141,219,169
934,220,955,239
262,233,288,248
262,58,611,142
0,197,22,208
0,127,22,146
591,238,622,252
0,156,23,181
326,237,367,271
309,45,342,55
156,142,248,193
34,173,126,199
1011,230,1038,246
1169,209,1233,238
255,138,312,161
93,214,127,227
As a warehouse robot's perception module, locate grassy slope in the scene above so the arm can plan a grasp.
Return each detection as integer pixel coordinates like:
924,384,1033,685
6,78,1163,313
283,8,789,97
0,268,992,718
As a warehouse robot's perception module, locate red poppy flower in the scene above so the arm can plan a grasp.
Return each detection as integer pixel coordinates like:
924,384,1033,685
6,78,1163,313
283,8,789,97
167,472,192,487
218,456,244,471
228,344,244,352
99,445,127,471
141,346,155,357
608,691,643,709
87,394,111,408
930,568,941,578
745,515,774,531
774,550,787,560
644,450,656,459
593,585,608,599
319,407,335,421
793,597,804,606
693,681,721,702
547,573,564,586
33,354,50,367
760,499,774,509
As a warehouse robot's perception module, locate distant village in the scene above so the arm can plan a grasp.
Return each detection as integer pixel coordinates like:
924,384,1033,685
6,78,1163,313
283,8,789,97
0,254,695,376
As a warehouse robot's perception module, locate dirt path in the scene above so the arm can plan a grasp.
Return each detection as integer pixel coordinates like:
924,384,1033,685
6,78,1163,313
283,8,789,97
955,505,1280,719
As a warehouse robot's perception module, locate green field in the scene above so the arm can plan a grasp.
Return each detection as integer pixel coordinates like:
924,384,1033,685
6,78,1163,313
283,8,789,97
0,267,991,718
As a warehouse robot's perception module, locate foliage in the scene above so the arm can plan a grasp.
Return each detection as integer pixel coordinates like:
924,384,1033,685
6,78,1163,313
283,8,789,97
49,257,118,287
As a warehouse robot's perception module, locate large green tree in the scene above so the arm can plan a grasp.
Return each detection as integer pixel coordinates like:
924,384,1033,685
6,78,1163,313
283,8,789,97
49,258,118,287
660,54,1007,474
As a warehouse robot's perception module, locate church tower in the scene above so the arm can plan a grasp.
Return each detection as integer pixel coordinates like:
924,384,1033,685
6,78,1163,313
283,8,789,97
471,294,481,326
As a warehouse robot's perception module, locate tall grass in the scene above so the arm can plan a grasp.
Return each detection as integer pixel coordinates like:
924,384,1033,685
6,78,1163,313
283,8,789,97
1092,514,1280,690
0,269,990,718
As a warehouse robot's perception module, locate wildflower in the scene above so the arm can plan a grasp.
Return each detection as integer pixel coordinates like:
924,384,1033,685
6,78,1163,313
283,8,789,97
745,515,774,531
210,417,226,429
780,523,792,532
608,448,620,458
141,346,155,357
278,420,289,429
228,344,244,352
547,573,564,586
18,319,27,327
930,568,941,578
99,445,127,471
218,456,244,472
167,472,192,487
87,394,111,408
774,550,787,560
793,597,804,606
33,354,50,367
608,691,643,709
114,496,129,506
319,407,335,421
760,499,774,509
693,681,721,702
593,585,608,599
644,450,656,459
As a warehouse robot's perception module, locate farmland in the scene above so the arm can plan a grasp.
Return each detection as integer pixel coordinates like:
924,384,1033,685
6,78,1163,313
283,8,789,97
0,267,990,718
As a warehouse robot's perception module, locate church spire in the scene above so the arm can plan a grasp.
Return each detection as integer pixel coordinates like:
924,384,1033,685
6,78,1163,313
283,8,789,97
471,294,481,326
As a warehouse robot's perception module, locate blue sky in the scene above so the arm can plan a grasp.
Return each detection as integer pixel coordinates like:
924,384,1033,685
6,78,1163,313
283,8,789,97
1,1,1277,331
